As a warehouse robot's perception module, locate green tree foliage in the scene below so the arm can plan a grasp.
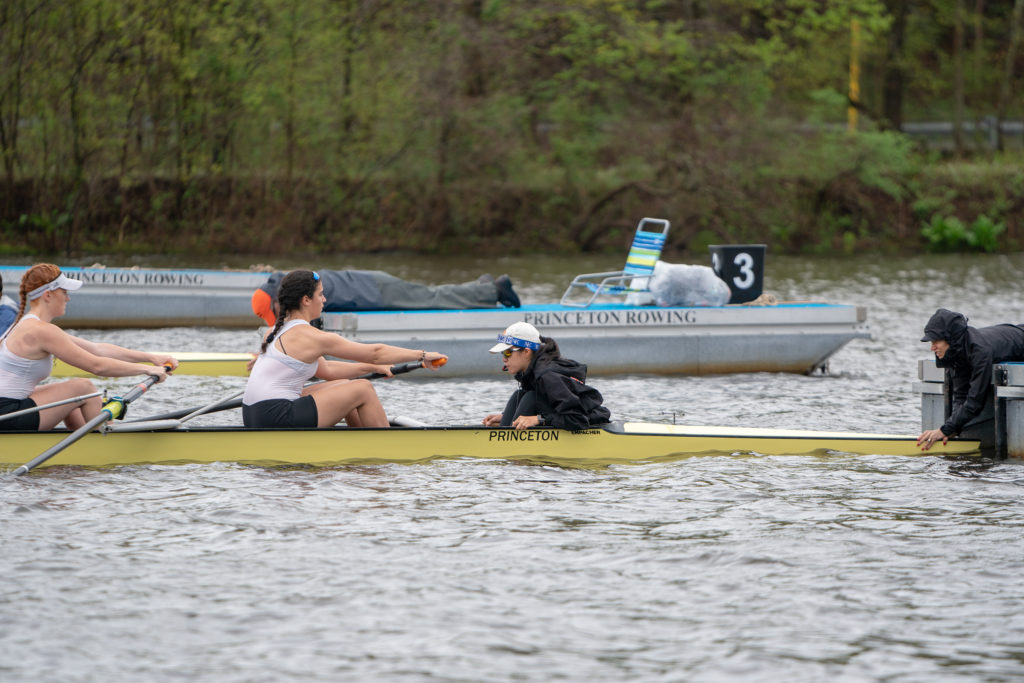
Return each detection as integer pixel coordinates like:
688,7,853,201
0,0,1022,254
921,212,1005,251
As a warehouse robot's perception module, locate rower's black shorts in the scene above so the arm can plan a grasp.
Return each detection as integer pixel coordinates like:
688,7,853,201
242,395,318,428
0,397,40,431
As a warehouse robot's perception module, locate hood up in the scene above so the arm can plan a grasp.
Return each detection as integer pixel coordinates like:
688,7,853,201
922,308,968,366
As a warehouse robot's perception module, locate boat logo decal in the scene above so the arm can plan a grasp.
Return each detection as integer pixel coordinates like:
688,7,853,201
70,271,207,287
524,309,697,328
488,429,560,442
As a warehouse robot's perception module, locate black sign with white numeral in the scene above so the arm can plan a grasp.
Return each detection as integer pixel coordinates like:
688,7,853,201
709,244,766,304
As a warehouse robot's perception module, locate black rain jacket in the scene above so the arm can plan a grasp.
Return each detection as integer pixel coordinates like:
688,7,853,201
514,340,611,431
925,308,1024,435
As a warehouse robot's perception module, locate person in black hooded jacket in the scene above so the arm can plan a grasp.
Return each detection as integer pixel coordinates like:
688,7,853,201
918,308,1024,450
482,321,611,431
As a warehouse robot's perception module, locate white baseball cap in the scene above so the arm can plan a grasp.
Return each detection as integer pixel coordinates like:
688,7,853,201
27,272,84,301
489,321,541,353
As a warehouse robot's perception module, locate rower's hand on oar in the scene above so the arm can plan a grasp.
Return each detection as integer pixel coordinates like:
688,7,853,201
144,363,174,384
917,428,948,451
423,354,447,370
148,354,179,372
371,364,394,378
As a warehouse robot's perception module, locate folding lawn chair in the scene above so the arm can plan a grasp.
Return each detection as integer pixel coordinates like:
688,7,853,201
559,217,670,307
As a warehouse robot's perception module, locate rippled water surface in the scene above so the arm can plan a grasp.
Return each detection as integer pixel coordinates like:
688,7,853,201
3,253,1024,681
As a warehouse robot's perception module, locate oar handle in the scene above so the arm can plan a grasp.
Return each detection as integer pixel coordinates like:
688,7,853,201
100,367,168,420
358,356,447,380
114,369,166,402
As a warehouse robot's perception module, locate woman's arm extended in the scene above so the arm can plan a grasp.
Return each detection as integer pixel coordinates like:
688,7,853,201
314,329,446,367
71,337,178,371
315,359,392,381
44,327,172,379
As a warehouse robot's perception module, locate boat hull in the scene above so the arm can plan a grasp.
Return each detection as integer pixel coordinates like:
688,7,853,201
0,422,978,471
1,266,266,328
322,303,872,376
3,266,871,376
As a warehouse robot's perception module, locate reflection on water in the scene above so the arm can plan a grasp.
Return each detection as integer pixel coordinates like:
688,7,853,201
4,253,1024,681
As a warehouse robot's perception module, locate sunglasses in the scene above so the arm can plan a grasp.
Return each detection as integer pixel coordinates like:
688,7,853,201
501,348,524,358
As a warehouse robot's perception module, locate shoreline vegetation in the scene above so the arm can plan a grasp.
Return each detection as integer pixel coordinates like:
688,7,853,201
2,2,1023,258
3,155,1021,258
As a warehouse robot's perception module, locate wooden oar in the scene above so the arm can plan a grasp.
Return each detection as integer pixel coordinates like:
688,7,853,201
0,391,102,424
126,357,448,423
12,372,168,476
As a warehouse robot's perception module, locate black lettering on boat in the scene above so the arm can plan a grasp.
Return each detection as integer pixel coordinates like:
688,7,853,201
80,271,126,285
527,311,625,328
141,272,205,287
488,429,559,441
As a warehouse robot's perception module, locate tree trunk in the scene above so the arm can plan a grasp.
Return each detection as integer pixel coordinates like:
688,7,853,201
997,0,1024,150
974,0,985,85
882,0,910,130
953,0,965,156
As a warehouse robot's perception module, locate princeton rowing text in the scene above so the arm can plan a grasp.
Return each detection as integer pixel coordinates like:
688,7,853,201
73,271,206,287
524,309,697,327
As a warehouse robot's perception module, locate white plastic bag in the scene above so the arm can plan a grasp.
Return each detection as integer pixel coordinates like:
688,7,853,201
647,261,731,307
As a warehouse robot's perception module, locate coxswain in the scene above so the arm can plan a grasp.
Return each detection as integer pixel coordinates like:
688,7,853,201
482,321,611,431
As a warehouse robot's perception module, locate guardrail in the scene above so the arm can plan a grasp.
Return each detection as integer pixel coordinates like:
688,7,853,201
901,117,1024,150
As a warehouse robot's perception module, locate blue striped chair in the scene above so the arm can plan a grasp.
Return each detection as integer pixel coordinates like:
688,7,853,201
560,217,670,307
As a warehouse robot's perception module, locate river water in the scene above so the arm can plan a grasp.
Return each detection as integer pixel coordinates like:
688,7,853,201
3,253,1024,681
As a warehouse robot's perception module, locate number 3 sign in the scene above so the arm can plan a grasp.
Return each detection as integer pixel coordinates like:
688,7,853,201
709,245,766,304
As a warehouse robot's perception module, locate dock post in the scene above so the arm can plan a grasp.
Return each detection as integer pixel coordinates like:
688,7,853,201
994,365,1008,459
914,360,946,432
994,363,1024,459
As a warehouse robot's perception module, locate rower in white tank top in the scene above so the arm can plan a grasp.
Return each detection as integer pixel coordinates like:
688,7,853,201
0,314,55,399
243,319,319,405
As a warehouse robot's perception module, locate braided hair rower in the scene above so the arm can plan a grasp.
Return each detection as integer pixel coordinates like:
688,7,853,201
242,269,447,428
